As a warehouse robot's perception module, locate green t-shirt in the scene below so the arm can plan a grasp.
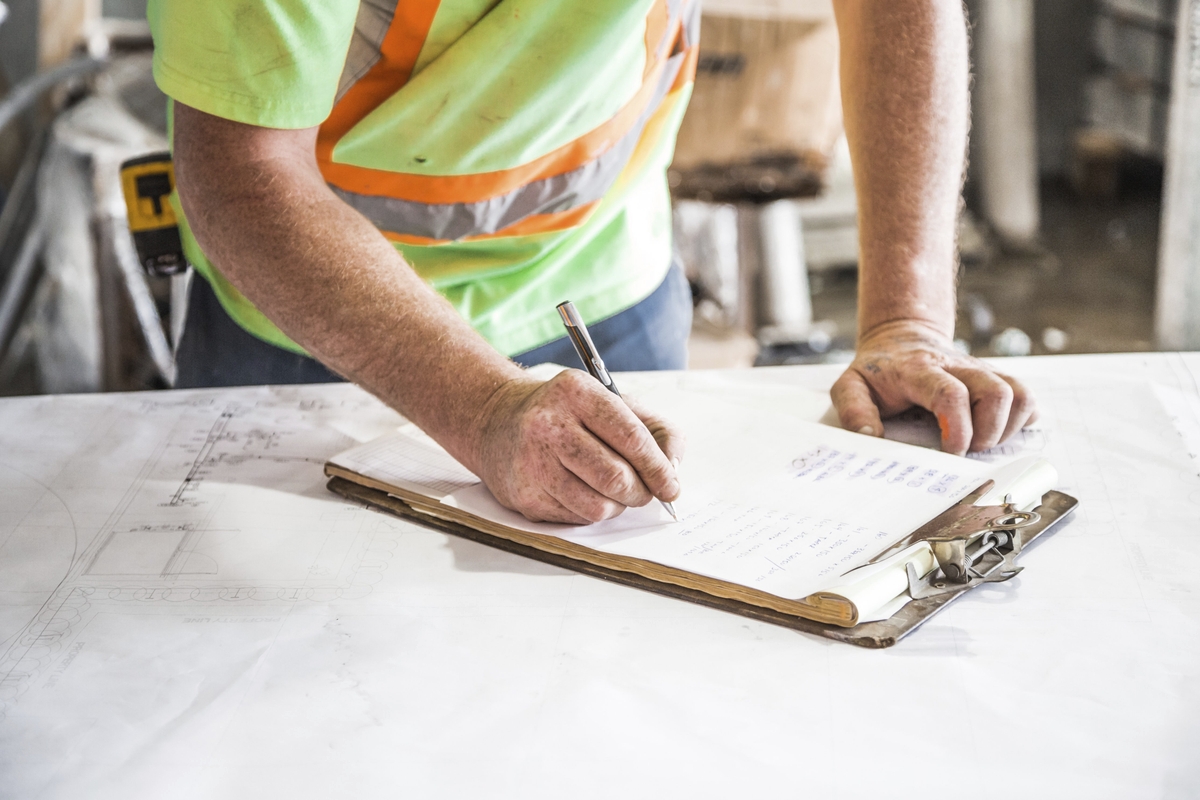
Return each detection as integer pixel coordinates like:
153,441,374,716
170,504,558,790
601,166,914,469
148,0,695,356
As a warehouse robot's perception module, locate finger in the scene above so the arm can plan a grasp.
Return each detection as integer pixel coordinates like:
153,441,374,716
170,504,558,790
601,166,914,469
506,486,590,525
998,373,1039,442
830,369,885,437
945,365,1014,452
626,395,687,467
556,428,653,508
547,469,627,524
907,370,973,456
576,392,681,503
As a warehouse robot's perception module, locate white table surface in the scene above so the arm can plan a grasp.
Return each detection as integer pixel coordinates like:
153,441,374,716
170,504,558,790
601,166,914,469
2,353,1199,799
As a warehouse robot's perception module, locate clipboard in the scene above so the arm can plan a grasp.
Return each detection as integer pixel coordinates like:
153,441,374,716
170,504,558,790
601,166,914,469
326,474,1078,649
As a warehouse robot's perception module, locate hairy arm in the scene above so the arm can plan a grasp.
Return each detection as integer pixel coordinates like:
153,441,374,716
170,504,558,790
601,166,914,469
172,104,681,522
829,0,1036,454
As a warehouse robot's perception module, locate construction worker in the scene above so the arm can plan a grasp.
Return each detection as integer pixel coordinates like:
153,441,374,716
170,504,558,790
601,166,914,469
149,0,1036,524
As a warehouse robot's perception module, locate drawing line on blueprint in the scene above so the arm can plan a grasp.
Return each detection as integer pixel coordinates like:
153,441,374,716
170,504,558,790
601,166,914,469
168,409,236,506
165,406,331,508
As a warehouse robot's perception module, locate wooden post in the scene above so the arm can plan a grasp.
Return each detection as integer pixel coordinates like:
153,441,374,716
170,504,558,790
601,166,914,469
1157,0,1200,350
38,0,100,69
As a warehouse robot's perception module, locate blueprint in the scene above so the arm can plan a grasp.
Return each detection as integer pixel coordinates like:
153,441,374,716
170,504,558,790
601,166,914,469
2,355,1199,800
0,386,403,721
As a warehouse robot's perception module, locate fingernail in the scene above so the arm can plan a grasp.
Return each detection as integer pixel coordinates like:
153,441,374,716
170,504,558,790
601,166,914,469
857,426,875,436
671,457,681,469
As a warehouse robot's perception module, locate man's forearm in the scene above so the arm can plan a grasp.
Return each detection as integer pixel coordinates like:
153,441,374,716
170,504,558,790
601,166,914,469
173,106,524,473
833,0,969,339
173,105,684,524
828,3,1036,454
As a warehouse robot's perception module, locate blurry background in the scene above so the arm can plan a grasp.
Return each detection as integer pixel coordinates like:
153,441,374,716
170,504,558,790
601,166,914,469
0,0,1193,396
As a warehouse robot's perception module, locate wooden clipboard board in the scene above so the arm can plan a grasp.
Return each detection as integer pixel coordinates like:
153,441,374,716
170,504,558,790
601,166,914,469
327,475,1078,648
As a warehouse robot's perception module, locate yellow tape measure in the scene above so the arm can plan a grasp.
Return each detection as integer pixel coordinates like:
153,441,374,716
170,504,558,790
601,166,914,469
119,152,186,276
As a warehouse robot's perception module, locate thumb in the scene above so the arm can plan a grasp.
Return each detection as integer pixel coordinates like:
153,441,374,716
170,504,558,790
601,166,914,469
831,369,885,438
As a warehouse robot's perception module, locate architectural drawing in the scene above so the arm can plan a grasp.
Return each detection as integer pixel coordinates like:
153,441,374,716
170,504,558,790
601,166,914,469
0,385,403,717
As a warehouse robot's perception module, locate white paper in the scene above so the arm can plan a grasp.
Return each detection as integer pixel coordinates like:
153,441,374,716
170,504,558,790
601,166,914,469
335,387,992,600
333,424,480,500
584,390,989,598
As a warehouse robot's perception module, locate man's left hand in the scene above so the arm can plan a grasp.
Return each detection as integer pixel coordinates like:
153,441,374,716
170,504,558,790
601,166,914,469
830,320,1038,455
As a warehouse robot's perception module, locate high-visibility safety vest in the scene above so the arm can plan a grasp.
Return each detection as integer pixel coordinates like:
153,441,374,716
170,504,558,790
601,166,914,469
150,0,699,357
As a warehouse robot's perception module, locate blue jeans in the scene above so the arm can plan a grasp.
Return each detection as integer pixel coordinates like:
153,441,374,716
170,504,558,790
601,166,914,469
176,262,692,388
512,261,692,372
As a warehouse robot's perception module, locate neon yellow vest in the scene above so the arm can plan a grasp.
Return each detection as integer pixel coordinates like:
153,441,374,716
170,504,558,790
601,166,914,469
151,0,698,355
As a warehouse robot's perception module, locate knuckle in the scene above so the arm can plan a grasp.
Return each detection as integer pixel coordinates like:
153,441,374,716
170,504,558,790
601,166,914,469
663,430,686,461
986,378,1014,404
1010,388,1032,417
932,381,968,408
636,457,671,489
579,498,619,524
975,427,1002,449
977,431,1003,451
557,369,593,396
913,350,945,370
596,464,637,499
623,431,657,461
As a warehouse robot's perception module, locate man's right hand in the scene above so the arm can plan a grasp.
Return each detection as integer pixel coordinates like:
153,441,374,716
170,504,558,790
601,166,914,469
173,105,682,527
473,370,684,524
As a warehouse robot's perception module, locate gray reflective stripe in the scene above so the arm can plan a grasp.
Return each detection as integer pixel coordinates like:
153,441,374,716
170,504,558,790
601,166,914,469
332,50,688,242
651,0,682,61
665,0,683,45
682,0,700,49
335,0,399,105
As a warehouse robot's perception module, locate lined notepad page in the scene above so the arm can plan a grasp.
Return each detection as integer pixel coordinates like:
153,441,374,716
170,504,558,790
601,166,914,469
331,425,480,500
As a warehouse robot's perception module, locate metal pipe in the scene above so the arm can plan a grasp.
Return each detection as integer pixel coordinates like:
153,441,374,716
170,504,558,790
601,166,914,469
974,0,1040,246
0,130,44,262
756,199,813,343
0,56,107,138
105,214,177,385
1156,0,1200,349
0,213,45,357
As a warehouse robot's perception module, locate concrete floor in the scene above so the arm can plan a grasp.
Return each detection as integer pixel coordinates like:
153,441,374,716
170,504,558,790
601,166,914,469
956,180,1158,356
690,180,1161,369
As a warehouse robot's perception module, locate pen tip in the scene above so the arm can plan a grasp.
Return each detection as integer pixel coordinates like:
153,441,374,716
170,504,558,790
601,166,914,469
662,501,679,522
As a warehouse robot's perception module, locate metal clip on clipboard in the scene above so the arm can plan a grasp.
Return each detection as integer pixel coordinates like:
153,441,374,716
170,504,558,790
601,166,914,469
904,495,1039,600
819,477,1079,648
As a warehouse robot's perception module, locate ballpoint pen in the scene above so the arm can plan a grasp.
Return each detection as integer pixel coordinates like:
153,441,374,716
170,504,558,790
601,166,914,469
556,300,680,522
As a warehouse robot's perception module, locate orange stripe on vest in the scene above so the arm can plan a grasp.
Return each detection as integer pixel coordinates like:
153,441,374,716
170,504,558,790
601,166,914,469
322,46,679,204
317,0,443,166
318,5,691,206
643,0,670,77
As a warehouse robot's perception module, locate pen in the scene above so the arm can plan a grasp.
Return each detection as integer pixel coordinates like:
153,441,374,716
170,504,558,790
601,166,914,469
556,300,680,522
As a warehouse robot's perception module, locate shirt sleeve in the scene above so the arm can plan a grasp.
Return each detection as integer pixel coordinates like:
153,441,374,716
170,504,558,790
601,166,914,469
148,0,359,129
